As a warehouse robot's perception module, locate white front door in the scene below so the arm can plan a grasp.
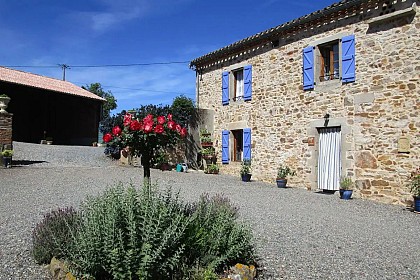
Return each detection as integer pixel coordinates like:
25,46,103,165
317,127,342,190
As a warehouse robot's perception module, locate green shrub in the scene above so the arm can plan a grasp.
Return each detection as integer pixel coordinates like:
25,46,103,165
186,194,255,271
31,207,79,264
68,183,191,279
33,183,256,279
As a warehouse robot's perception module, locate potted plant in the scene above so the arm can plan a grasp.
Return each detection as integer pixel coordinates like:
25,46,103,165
202,147,216,162
240,159,252,182
1,149,13,168
339,176,353,200
0,94,11,113
205,163,219,174
276,165,296,188
155,151,171,171
200,135,213,146
46,137,53,145
408,167,420,212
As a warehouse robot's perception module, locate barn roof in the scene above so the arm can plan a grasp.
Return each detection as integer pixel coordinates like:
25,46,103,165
0,66,105,102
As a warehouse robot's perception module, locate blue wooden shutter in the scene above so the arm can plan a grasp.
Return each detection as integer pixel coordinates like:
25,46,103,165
341,35,356,83
243,128,251,161
222,130,229,163
243,65,252,101
222,71,229,105
303,46,314,90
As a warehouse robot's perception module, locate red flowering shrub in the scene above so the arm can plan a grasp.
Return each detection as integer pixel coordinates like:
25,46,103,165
107,113,187,179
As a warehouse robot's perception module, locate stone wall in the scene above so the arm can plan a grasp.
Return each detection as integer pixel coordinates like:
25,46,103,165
0,113,13,149
196,0,419,206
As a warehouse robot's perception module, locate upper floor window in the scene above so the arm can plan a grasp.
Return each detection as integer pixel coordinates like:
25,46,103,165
222,65,252,105
318,41,339,82
303,34,355,90
233,69,244,101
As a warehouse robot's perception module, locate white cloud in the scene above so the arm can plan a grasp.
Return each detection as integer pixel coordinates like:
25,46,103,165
61,63,195,111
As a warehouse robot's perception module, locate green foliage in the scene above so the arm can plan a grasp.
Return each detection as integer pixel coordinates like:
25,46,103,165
408,167,420,197
83,83,117,120
134,104,171,120
171,95,197,128
202,147,215,156
205,164,219,174
186,194,255,270
340,176,353,190
0,94,10,98
187,267,219,280
68,183,190,279
200,135,212,143
240,159,251,175
31,207,80,264
277,165,296,179
1,149,13,157
33,183,256,279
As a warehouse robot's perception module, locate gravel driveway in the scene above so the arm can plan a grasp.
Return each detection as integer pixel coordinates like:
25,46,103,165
1,142,419,279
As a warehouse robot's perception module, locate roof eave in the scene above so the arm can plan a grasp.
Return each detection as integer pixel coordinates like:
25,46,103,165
190,0,367,68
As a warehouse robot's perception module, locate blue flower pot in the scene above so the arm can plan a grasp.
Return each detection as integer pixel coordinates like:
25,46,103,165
276,179,287,188
414,196,420,213
241,174,251,182
340,189,353,200
2,157,12,168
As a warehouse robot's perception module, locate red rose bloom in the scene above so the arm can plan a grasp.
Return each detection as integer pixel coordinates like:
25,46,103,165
167,120,175,130
157,115,166,124
144,114,154,122
175,124,182,133
130,120,142,131
154,124,164,134
144,122,153,133
167,113,173,121
180,127,187,137
103,133,113,143
112,126,122,136
123,113,132,126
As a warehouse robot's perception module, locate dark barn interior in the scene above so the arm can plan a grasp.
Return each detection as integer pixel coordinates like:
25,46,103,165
0,80,103,146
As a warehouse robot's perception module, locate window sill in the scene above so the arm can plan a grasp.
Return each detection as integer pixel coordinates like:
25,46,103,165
315,79,341,90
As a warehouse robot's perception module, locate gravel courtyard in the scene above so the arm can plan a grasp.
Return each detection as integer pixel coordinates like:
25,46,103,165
0,142,419,279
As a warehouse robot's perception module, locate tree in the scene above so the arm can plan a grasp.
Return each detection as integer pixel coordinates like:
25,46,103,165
171,95,198,128
82,83,117,132
103,113,187,181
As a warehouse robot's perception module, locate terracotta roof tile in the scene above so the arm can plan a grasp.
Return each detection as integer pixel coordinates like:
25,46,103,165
0,66,105,102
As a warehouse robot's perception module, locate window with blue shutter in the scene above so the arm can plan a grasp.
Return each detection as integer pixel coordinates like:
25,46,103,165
341,34,356,83
243,128,251,161
303,46,314,90
222,71,229,105
243,65,252,101
222,130,229,163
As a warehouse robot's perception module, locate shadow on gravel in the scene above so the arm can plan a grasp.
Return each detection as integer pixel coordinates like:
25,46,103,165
314,190,336,195
12,160,48,166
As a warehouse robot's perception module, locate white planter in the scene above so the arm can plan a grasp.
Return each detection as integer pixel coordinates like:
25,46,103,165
0,96,11,113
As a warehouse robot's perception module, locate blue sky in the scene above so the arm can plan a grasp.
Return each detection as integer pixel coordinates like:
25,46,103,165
0,0,337,113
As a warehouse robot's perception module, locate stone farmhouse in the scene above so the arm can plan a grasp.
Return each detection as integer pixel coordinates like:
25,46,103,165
190,0,419,206
0,67,105,147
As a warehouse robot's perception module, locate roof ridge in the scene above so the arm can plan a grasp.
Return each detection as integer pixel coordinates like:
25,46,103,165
0,66,71,84
0,66,105,102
